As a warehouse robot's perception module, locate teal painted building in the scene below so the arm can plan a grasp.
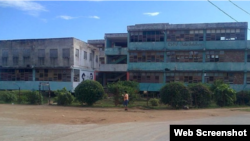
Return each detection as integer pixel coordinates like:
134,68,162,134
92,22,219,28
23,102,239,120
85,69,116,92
90,22,250,92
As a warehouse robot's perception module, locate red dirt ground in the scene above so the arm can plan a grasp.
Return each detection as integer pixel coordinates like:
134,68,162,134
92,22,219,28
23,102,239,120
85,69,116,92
0,104,249,125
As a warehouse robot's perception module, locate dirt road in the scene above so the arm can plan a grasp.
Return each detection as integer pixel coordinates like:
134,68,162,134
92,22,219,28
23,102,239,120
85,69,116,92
0,104,249,141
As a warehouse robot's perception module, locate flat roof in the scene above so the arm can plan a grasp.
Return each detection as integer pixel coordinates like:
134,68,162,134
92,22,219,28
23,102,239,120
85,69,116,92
127,22,248,31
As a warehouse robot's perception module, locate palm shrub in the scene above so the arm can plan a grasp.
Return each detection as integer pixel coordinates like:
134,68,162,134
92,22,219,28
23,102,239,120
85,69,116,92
54,87,74,106
235,91,250,106
214,84,236,107
160,82,191,109
26,91,43,105
75,80,104,106
188,83,212,108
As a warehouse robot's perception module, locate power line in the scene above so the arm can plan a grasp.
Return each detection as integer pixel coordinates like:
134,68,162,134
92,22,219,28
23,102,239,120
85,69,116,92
208,0,250,31
207,0,238,22
229,0,250,16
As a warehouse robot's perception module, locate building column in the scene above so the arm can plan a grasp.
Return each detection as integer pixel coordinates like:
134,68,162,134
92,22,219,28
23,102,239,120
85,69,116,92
202,71,205,83
244,71,247,85
32,68,35,81
163,72,166,83
71,69,74,82
103,73,106,86
126,72,129,81
94,70,97,81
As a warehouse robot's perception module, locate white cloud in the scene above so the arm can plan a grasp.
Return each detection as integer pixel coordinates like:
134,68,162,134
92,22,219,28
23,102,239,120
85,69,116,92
89,16,100,19
89,0,104,2
143,12,160,16
58,15,77,20
0,0,47,17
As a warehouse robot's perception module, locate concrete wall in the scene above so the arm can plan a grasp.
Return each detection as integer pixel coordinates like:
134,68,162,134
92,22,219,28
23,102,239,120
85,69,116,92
0,81,72,91
99,64,127,71
105,48,128,55
73,38,99,71
0,38,74,68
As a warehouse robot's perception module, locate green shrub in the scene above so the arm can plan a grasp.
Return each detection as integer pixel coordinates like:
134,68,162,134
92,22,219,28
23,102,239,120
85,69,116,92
210,79,224,93
235,91,250,106
75,80,104,106
54,88,74,105
160,82,191,109
188,83,212,108
214,84,236,107
27,91,43,105
149,98,159,106
107,81,139,106
1,91,17,103
103,93,108,99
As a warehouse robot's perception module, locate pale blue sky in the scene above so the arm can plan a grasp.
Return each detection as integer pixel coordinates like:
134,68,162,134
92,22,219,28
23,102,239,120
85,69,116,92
0,0,250,42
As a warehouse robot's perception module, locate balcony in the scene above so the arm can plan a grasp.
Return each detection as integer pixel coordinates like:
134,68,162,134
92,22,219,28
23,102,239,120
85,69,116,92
105,47,128,55
128,62,249,71
99,64,127,72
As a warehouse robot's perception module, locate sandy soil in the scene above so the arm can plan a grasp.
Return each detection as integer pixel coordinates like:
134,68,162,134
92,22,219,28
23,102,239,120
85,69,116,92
0,104,249,125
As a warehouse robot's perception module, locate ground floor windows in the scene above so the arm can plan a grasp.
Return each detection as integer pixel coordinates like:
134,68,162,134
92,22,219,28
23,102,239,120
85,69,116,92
74,69,79,82
35,69,71,82
0,69,32,81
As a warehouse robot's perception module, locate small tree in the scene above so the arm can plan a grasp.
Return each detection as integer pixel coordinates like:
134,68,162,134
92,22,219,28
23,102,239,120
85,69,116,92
188,83,212,108
107,81,139,106
235,91,250,106
54,87,74,106
27,91,43,105
160,82,191,109
75,80,104,106
149,98,160,106
214,84,236,107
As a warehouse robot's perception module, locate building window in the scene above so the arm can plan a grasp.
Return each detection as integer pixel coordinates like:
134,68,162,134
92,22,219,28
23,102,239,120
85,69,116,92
75,49,79,57
166,72,202,83
23,57,30,65
35,69,71,82
130,31,164,42
50,49,58,66
129,72,162,83
13,57,18,65
2,57,8,66
38,57,45,65
247,51,250,62
62,48,70,66
74,69,80,82
96,55,98,63
0,69,32,81
167,30,203,41
38,49,45,66
206,29,245,41
205,51,224,62
84,51,87,60
100,57,105,64
130,52,164,63
204,72,243,84
166,51,202,62
247,73,250,84
90,53,93,61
